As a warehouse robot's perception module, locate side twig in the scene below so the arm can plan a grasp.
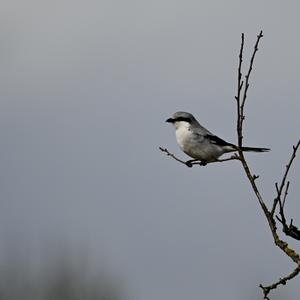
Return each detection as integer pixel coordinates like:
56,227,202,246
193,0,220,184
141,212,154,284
271,140,300,216
275,140,300,240
259,266,300,300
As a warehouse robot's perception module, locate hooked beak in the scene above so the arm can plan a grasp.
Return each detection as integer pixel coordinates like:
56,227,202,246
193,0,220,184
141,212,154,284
166,118,174,123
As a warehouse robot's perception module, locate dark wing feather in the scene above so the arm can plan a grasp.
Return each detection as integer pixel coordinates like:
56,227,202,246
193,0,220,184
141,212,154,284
205,135,236,148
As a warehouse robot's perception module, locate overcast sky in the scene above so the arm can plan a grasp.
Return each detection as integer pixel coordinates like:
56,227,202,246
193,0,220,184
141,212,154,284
1,1,300,299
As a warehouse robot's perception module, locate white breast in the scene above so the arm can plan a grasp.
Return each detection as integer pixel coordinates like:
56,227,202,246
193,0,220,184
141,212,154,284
174,121,224,161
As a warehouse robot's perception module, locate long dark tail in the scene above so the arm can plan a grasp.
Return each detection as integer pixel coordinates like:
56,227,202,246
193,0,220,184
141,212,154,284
239,146,270,152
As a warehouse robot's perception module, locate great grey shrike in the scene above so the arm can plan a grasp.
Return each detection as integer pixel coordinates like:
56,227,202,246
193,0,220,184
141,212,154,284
166,111,269,165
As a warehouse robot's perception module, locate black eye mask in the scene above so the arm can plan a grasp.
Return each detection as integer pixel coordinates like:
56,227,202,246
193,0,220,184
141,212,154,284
166,117,191,123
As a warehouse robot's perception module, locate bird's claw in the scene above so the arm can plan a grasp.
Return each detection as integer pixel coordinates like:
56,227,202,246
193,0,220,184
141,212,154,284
185,161,193,168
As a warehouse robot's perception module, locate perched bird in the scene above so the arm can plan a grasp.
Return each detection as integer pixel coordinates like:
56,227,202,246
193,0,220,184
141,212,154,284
166,111,269,165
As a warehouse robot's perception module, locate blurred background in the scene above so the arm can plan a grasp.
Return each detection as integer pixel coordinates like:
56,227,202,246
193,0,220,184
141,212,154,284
0,1,300,299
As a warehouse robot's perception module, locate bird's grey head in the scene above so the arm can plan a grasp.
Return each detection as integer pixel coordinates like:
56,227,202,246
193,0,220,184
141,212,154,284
166,111,198,129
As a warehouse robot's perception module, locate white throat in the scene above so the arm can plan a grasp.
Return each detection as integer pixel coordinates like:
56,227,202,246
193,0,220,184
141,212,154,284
174,121,191,150
174,120,190,130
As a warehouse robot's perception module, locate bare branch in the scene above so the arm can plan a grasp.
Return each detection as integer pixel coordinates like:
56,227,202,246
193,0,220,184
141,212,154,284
235,31,300,298
259,266,300,300
235,31,269,214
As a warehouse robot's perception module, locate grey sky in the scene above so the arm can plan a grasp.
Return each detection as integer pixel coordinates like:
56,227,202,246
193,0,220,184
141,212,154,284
1,1,300,299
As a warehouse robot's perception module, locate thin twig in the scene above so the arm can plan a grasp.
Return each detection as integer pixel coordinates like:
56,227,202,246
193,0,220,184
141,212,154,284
241,31,263,110
159,147,188,165
236,31,263,148
282,181,290,208
271,140,300,216
235,33,244,147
